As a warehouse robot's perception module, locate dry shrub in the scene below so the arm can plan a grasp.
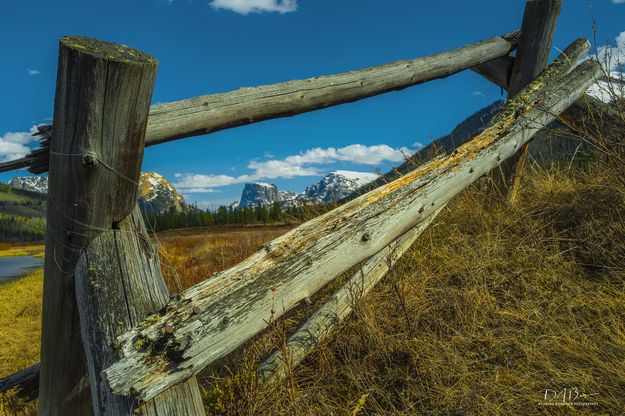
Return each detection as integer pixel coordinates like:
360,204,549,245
201,163,625,415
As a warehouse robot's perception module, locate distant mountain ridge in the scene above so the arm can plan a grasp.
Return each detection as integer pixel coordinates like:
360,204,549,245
8,172,188,215
236,170,380,209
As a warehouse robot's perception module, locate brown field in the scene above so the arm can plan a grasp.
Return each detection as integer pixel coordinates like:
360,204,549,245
155,225,294,292
2,163,625,415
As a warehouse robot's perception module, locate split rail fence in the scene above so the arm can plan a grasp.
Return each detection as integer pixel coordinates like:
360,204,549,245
0,1,620,415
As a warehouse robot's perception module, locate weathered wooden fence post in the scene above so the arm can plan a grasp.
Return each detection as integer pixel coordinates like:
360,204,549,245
39,37,205,415
75,207,206,415
492,0,561,201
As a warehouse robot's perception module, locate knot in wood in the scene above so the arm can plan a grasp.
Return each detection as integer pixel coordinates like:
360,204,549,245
82,152,97,167
361,232,371,242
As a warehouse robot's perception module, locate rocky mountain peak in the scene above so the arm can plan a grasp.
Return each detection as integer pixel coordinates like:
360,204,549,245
237,171,379,209
138,172,188,214
239,182,280,208
303,170,379,203
8,176,48,194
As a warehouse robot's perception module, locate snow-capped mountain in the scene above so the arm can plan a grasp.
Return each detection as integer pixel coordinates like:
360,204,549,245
302,170,379,204
8,176,48,194
138,172,188,215
8,172,187,215
237,170,380,209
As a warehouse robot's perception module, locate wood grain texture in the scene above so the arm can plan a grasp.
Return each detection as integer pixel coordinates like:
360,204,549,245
143,32,518,146
39,36,158,416
508,1,561,97
103,55,602,403
75,206,205,415
39,37,157,415
255,41,591,383
0,32,519,174
257,205,445,384
496,0,561,200
472,56,514,91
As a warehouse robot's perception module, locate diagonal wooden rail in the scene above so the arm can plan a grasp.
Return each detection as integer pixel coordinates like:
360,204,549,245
101,55,602,404
257,204,446,384
472,46,625,146
256,37,591,384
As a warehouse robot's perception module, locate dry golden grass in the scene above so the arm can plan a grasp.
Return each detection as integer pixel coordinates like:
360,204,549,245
0,244,44,259
0,270,43,379
2,163,624,415
198,164,625,415
0,270,42,416
154,225,294,292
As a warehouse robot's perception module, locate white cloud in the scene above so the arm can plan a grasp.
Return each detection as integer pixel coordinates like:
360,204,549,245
175,143,412,193
26,69,40,76
594,30,625,72
413,141,425,150
0,125,39,162
209,0,297,15
174,173,253,192
612,0,625,4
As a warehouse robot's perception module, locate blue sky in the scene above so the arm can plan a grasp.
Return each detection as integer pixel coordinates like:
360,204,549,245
1,0,624,207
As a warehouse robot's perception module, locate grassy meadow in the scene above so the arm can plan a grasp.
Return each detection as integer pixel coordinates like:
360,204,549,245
1,162,624,415
196,163,625,415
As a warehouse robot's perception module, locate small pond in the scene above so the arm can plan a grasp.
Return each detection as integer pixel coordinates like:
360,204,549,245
0,256,44,283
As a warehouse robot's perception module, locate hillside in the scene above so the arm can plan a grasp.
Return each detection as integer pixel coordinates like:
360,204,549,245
0,183,46,218
348,100,594,200
8,172,187,216
0,183,46,241
1,172,187,241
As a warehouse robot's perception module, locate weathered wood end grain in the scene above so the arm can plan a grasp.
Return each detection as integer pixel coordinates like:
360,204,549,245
103,52,602,402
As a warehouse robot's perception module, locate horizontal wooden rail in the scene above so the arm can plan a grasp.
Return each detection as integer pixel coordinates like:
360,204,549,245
144,32,518,145
0,364,39,401
101,54,601,403
0,32,519,174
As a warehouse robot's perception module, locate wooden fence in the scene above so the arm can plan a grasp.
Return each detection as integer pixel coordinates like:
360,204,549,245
0,1,619,414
